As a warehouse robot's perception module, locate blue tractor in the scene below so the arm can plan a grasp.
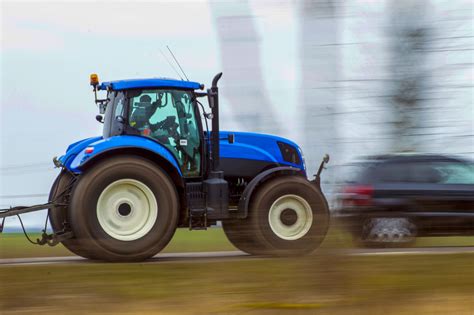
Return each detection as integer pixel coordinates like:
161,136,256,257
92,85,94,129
1,73,330,261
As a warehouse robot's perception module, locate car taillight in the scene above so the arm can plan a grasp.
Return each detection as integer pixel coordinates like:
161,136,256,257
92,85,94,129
342,185,373,206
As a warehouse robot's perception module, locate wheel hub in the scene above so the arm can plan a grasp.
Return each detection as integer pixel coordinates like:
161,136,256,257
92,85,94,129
118,203,132,216
280,208,298,226
96,179,158,241
268,194,313,241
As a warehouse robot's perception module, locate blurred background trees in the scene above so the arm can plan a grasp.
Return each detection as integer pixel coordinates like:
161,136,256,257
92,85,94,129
211,0,472,202
388,0,431,153
388,0,473,154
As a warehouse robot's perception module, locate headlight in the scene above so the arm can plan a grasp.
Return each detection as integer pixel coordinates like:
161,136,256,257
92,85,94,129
277,142,302,165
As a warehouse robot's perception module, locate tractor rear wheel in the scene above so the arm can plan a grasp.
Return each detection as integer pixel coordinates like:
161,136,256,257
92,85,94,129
68,156,179,262
48,171,96,259
249,176,329,256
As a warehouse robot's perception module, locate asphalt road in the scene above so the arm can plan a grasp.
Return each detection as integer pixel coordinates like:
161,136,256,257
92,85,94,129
1,247,473,266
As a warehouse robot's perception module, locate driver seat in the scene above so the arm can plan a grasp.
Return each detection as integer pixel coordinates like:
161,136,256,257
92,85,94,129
130,104,150,130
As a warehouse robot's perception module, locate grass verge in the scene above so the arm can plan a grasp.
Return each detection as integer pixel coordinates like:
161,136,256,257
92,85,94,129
0,253,473,314
0,228,236,259
1,227,472,259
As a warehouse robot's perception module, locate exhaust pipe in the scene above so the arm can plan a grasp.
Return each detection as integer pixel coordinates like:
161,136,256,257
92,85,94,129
207,72,223,172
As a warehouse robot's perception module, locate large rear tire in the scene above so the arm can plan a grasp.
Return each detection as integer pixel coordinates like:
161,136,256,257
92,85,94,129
249,176,330,256
48,171,96,259
68,156,179,262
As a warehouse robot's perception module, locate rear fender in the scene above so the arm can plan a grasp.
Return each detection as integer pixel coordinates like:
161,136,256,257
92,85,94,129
235,166,305,219
68,135,182,177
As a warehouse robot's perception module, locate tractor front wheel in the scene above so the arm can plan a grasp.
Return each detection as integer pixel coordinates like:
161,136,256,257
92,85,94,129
249,176,330,256
222,219,265,255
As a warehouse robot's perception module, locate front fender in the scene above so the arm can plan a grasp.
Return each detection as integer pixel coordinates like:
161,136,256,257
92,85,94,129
235,166,305,219
68,135,182,175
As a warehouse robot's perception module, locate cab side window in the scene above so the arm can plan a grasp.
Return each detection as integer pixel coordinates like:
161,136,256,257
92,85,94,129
114,94,125,119
128,90,201,177
108,92,125,137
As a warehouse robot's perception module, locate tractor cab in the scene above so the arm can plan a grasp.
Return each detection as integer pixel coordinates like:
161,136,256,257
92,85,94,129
92,76,206,177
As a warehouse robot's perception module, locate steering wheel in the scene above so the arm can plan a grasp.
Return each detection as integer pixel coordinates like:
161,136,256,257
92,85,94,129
152,116,174,130
151,116,179,140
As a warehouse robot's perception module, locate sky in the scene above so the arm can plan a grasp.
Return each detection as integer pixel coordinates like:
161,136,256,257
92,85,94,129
1,0,472,230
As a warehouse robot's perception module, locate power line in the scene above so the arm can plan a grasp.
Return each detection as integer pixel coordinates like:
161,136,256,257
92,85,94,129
0,162,51,170
0,194,49,199
0,162,56,175
1,169,56,176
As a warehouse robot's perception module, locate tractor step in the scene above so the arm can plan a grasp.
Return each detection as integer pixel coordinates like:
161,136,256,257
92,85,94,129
186,182,207,230
189,208,207,230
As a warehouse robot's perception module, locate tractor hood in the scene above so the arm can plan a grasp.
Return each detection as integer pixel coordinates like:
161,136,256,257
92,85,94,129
58,132,305,175
219,131,305,171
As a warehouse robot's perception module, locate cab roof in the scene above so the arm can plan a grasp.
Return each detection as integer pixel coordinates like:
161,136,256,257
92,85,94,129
98,78,202,91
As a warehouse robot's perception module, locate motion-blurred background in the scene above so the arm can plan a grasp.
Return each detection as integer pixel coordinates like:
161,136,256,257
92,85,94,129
1,0,472,228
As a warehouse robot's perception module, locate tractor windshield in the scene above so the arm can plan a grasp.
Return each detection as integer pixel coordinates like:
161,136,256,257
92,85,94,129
127,89,201,177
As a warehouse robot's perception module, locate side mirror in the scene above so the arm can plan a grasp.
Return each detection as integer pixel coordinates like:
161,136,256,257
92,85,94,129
99,103,107,114
228,133,235,144
96,115,104,124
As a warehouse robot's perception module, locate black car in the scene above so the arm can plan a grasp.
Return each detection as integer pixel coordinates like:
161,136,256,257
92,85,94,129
337,154,474,247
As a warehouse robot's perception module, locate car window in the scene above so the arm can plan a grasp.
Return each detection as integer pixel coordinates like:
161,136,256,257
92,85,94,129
341,163,373,183
431,162,474,184
376,160,474,184
376,162,444,183
375,162,414,182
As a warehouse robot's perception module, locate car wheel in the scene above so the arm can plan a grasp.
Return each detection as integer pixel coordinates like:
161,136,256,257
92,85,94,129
354,218,417,248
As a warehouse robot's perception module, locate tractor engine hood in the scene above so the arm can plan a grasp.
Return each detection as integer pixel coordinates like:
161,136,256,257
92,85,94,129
58,132,305,175
219,131,305,171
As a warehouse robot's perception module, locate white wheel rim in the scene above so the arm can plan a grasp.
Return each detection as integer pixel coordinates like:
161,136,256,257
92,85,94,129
268,194,313,240
97,179,158,241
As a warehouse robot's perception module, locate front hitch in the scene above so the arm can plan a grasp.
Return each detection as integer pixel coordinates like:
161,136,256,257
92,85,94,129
312,154,330,188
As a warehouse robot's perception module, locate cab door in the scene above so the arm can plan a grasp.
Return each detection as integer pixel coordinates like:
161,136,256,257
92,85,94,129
127,89,202,177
